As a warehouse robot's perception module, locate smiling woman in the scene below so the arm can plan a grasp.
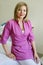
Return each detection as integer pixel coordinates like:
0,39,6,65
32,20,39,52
0,1,41,65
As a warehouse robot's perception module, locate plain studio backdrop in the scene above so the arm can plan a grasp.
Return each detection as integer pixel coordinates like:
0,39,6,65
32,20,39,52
0,0,43,54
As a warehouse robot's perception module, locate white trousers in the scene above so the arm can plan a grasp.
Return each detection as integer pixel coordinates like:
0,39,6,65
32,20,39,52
18,59,41,65
0,53,41,65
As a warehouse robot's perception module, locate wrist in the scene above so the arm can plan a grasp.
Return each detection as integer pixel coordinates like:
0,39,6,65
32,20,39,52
6,52,11,56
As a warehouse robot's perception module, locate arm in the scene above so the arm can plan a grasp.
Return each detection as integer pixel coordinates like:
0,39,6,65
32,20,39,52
1,21,16,59
31,41,37,54
27,20,40,63
31,41,40,63
2,44,10,55
2,44,16,59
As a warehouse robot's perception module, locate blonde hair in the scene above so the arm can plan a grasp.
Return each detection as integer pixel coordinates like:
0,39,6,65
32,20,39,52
14,2,29,21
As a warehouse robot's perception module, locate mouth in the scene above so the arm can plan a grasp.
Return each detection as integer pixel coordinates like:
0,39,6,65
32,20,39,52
20,14,25,17
20,14,24,16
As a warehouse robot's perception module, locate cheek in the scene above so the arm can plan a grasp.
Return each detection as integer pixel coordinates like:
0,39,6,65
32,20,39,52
17,11,21,14
23,12,26,16
16,12,20,17
24,12,26,15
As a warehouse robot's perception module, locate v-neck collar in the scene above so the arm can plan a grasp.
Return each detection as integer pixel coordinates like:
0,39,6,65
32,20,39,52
16,20,25,34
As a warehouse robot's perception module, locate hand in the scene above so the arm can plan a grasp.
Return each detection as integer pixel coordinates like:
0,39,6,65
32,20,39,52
34,52,40,63
6,53,16,60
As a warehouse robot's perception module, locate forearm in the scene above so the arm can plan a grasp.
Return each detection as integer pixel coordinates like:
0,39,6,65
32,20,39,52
2,44,16,59
31,41,37,54
31,41,40,63
2,44,10,55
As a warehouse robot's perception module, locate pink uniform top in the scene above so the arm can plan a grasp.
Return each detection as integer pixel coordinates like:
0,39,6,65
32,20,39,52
1,19,34,60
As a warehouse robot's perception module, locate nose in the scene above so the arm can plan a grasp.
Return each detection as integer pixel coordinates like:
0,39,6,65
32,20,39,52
20,10,23,15
20,9,23,13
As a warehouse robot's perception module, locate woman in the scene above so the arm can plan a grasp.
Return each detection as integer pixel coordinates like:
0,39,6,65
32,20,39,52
1,2,40,65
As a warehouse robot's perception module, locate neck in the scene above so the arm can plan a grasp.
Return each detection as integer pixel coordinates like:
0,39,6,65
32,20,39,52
17,18,23,23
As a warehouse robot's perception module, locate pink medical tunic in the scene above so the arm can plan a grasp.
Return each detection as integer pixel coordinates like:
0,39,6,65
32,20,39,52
1,19,34,60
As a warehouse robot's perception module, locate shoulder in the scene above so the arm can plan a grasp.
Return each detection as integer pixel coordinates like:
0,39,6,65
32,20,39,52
27,20,32,25
6,19,15,25
25,19,32,26
25,19,33,29
5,19,16,27
27,20,34,29
3,19,15,30
25,19,31,23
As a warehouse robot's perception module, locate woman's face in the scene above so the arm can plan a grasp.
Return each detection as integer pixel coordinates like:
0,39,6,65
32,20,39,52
16,6,26,19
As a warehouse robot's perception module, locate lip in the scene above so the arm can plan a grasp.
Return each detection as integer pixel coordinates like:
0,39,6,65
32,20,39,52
20,14,23,16
20,14,24,16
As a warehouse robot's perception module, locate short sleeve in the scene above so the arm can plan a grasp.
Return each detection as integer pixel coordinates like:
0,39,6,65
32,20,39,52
1,21,11,44
27,20,35,43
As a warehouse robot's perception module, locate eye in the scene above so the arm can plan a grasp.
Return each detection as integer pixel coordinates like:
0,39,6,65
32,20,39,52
17,8,21,11
23,9,26,12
